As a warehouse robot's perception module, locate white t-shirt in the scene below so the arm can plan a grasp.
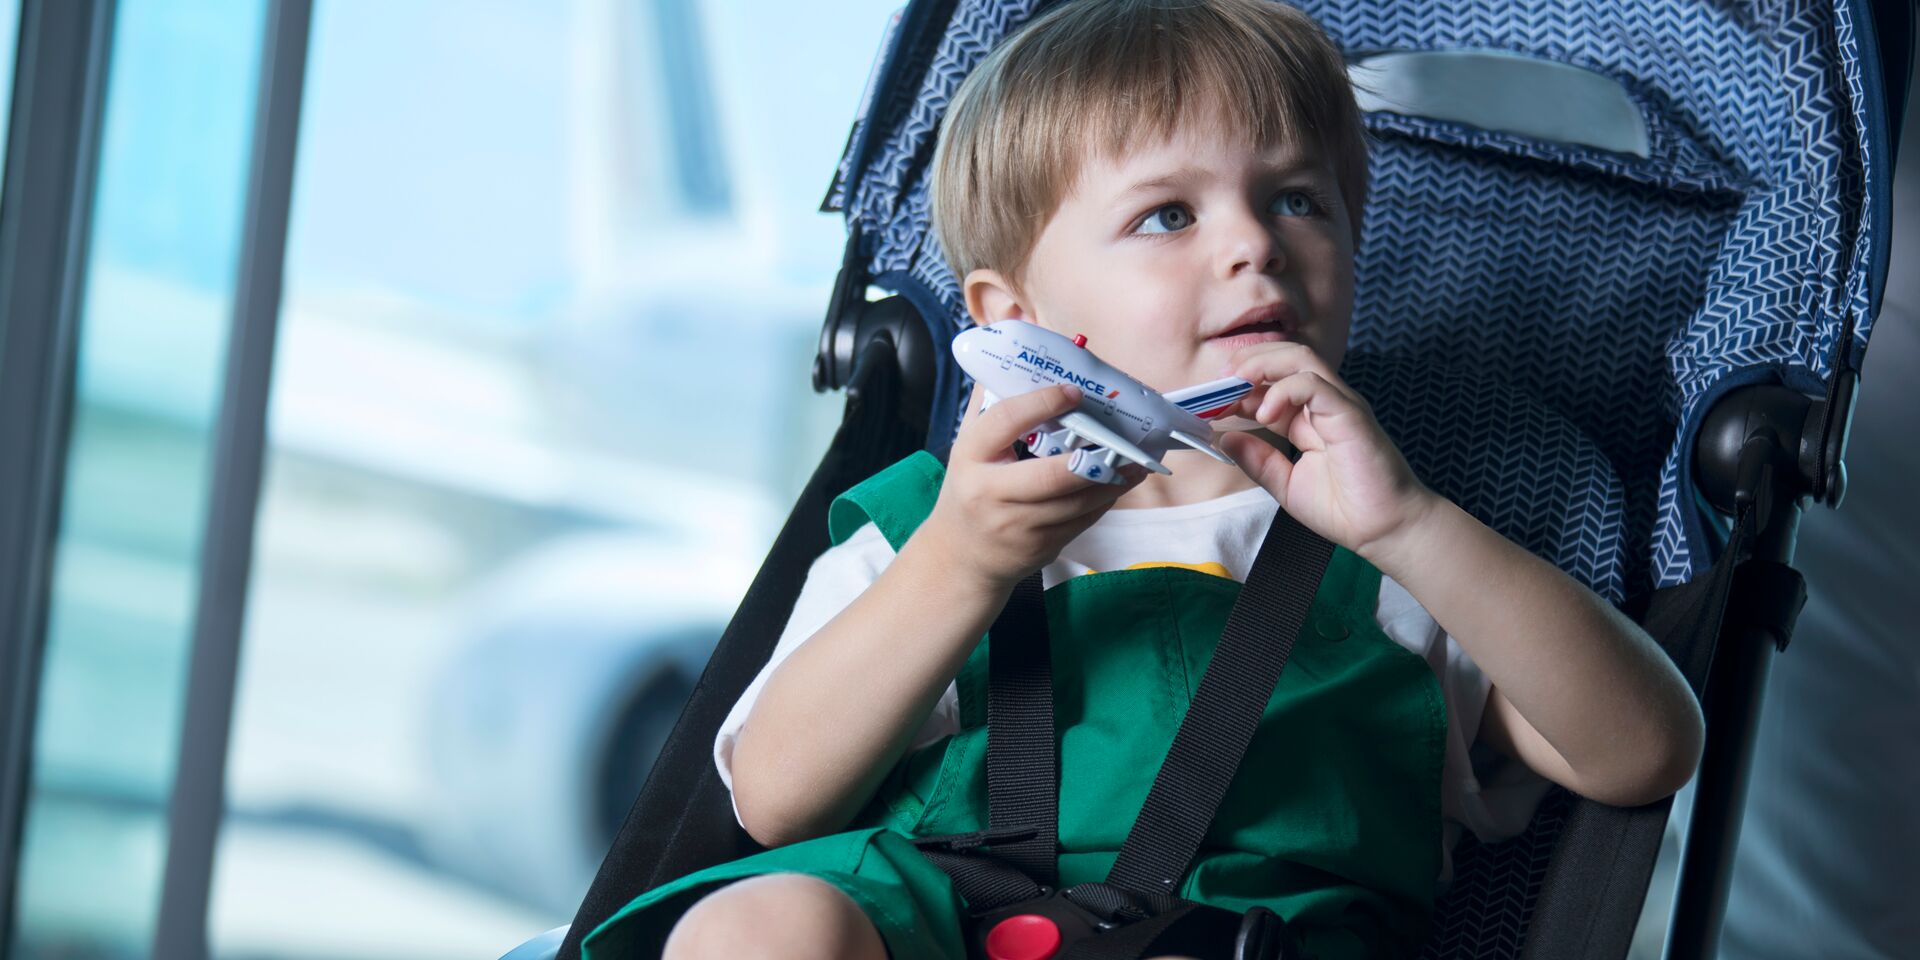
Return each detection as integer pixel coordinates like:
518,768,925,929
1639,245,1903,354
715,484,1551,882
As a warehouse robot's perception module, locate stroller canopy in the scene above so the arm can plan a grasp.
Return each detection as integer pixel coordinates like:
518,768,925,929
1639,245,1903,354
825,0,1899,603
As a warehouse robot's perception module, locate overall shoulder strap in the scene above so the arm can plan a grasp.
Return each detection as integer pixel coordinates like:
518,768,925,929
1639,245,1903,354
827,449,946,549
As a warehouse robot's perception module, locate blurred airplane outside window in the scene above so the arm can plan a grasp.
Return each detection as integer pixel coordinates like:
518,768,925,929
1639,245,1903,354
7,1,901,957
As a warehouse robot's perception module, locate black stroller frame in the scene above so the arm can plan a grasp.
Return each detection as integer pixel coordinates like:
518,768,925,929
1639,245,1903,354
510,0,1916,957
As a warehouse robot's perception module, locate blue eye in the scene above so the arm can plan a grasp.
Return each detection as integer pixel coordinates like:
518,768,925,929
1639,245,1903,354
1135,203,1194,234
1272,190,1318,217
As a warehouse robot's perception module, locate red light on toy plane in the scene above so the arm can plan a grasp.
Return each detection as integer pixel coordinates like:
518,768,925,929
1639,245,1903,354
1071,334,1086,347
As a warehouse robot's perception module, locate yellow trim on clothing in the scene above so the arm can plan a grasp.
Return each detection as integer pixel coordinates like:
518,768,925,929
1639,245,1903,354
1081,560,1234,580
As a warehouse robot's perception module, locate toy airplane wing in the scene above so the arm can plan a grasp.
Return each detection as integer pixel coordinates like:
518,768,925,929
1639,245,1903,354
1163,376,1253,420
1058,411,1170,475
1168,429,1235,464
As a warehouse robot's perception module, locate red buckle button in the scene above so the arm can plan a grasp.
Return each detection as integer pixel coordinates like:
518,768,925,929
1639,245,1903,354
985,913,1063,960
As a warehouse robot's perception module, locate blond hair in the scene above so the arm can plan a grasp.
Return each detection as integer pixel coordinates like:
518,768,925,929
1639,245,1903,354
930,0,1368,289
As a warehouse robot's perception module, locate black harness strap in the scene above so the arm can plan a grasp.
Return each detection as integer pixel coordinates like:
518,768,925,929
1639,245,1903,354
1105,508,1333,896
914,829,1047,908
909,570,1056,913
1058,902,1208,959
986,570,1057,885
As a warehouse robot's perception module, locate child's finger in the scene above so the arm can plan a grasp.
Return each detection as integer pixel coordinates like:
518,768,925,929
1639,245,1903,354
1252,371,1365,443
956,384,1082,462
962,381,987,422
1227,342,1364,407
1227,341,1327,382
1040,472,1141,517
1028,471,1144,526
993,446,1140,503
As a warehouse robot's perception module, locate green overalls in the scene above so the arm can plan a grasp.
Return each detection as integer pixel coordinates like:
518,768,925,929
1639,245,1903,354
584,452,1447,959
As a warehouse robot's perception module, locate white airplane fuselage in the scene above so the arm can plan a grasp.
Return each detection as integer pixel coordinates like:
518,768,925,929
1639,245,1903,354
951,321,1237,483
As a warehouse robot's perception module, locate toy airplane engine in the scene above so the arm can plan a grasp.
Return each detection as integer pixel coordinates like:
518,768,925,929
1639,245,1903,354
950,320,1255,484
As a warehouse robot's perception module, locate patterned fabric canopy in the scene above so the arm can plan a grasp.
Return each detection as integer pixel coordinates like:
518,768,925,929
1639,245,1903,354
824,0,1886,600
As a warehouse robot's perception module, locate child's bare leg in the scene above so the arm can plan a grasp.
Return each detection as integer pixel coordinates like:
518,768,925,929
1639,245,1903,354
661,873,888,960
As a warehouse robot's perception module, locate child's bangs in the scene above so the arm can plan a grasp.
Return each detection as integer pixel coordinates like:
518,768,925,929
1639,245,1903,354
1078,8,1339,169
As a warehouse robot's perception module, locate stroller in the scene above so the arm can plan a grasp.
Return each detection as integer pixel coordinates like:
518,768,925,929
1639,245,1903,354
507,0,1912,956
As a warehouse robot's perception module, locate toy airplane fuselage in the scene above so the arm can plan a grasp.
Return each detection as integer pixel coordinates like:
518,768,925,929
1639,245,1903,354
951,320,1254,484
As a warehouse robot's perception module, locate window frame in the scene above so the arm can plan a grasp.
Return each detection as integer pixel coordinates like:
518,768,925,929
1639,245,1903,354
147,1,311,956
0,0,118,947
0,0,314,952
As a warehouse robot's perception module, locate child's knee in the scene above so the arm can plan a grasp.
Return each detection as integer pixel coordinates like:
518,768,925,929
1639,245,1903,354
662,873,887,960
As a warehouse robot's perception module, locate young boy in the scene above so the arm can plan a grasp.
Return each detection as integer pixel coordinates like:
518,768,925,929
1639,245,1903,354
583,1,1703,957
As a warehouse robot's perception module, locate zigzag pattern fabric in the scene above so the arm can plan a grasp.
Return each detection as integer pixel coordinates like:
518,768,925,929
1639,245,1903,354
1349,129,1744,602
1346,354,1632,603
1418,787,1576,958
828,0,1878,597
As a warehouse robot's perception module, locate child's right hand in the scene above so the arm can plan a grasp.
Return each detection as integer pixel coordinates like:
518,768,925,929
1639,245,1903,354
919,382,1146,590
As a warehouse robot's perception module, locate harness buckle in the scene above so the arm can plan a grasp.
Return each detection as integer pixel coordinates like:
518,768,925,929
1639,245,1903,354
972,886,1115,960
970,885,1311,960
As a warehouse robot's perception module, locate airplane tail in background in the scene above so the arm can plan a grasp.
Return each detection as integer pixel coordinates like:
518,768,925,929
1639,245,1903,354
1164,376,1253,420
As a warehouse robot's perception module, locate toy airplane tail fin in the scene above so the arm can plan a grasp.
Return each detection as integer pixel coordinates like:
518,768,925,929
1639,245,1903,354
1164,376,1253,420
1170,430,1234,464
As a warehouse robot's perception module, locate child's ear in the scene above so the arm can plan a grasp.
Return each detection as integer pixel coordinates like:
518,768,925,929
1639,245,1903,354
963,268,1029,328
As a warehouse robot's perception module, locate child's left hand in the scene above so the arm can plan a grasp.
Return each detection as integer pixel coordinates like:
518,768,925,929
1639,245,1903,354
1217,342,1437,561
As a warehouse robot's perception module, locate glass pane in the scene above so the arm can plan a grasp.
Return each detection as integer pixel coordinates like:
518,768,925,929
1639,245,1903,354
0,0,22,369
209,1,900,956
9,0,267,957
0,0,19,187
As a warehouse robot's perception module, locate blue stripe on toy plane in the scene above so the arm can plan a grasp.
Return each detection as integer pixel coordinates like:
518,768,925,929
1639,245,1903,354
1171,385,1248,409
1173,389,1241,411
1173,384,1251,417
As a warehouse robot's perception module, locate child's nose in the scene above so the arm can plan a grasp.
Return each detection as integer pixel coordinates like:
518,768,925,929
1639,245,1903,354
1218,210,1285,278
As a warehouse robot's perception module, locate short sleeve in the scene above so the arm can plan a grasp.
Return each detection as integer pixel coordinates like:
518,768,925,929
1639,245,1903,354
712,521,963,830
1375,575,1553,883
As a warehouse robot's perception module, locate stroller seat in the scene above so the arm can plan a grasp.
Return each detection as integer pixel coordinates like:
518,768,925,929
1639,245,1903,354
510,0,1910,956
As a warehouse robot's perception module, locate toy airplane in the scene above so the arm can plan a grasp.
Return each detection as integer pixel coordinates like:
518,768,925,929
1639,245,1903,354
951,320,1255,484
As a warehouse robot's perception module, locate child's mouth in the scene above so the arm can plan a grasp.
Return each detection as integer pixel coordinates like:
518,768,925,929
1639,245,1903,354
1208,322,1291,350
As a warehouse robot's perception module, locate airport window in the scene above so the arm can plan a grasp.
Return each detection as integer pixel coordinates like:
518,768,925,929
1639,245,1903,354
203,1,896,955
9,0,267,955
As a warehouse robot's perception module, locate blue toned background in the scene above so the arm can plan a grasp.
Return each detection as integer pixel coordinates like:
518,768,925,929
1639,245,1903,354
2,2,1913,960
